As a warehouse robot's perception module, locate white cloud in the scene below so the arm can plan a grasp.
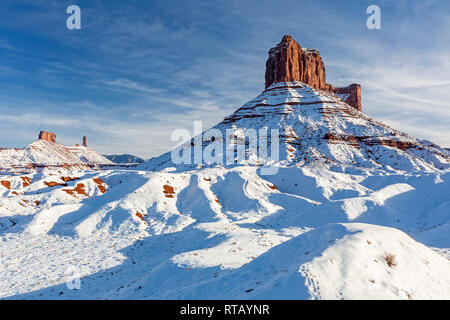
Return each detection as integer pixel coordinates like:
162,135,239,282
103,78,163,94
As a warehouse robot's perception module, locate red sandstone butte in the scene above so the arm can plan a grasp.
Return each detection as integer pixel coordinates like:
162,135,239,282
265,35,362,111
38,131,56,143
265,35,329,91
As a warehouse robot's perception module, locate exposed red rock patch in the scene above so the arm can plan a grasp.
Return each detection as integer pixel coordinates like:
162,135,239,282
163,184,175,198
20,177,32,187
376,139,418,151
268,184,278,190
11,191,19,195
1,180,11,189
319,106,359,120
203,177,211,182
323,133,419,152
63,183,87,197
73,183,87,196
384,254,397,268
44,181,68,188
93,178,107,193
323,133,360,148
62,189,74,196
209,191,220,204
34,200,40,206
61,176,80,182
135,212,146,221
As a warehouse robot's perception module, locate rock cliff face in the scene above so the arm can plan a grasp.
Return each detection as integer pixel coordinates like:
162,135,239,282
38,131,56,143
333,84,362,111
265,35,362,110
265,35,329,91
83,136,87,147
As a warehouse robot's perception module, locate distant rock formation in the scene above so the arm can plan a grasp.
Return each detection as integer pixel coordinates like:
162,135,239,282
83,136,87,147
0,131,115,169
265,35,362,111
38,131,56,143
104,154,144,164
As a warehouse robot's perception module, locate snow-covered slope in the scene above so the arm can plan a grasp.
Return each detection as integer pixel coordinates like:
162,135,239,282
104,154,145,164
141,82,449,172
0,140,113,168
66,145,113,165
0,82,448,300
0,165,449,299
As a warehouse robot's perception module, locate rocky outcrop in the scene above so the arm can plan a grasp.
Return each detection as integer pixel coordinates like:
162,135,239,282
332,84,362,111
38,131,56,143
265,35,362,110
82,136,87,147
265,35,330,91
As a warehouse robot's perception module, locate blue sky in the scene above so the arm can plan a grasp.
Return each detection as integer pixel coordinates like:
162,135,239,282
0,0,449,158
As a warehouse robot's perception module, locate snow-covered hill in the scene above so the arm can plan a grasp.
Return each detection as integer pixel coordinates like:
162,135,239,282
141,82,449,173
104,154,145,164
0,139,113,169
66,145,114,165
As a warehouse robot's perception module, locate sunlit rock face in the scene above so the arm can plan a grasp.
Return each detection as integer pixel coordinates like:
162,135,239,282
265,35,362,110
38,131,56,143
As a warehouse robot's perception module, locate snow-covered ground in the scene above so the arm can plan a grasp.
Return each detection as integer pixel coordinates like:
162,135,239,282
0,82,449,299
0,165,448,299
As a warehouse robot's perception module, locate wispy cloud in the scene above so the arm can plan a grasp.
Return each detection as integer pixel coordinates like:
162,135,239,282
103,79,163,94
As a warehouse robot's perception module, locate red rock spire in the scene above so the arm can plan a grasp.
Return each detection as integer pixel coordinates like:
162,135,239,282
82,136,87,147
265,35,362,111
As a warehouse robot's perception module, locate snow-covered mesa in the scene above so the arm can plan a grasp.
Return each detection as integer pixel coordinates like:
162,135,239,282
0,139,113,168
0,82,449,299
